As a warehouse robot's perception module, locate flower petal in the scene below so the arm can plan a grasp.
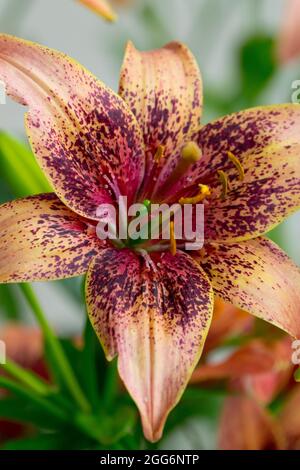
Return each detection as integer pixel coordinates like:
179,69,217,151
180,105,300,242
0,34,145,219
204,298,253,352
86,248,213,441
77,0,117,21
218,396,284,450
278,0,300,64
196,236,300,337
280,385,300,449
191,340,275,383
0,193,101,282
119,41,202,192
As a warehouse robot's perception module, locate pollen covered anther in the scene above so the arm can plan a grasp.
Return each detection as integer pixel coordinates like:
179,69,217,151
170,221,177,256
154,145,165,163
179,184,211,205
217,170,229,200
227,151,245,181
156,142,203,198
181,141,202,163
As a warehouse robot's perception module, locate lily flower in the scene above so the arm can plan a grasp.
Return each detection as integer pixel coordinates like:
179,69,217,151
0,35,300,442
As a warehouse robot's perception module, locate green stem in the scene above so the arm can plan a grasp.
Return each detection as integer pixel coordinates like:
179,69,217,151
2,359,51,396
103,359,119,409
20,283,90,413
0,376,68,423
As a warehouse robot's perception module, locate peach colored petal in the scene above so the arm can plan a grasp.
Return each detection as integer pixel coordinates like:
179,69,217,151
278,0,300,64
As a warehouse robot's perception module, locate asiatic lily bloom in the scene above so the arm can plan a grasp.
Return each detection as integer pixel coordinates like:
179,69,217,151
278,0,300,64
0,35,300,442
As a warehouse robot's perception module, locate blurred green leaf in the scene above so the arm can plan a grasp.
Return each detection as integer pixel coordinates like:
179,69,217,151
239,34,277,101
0,397,64,430
0,284,19,319
164,387,225,433
81,318,105,410
0,132,52,198
1,430,95,450
75,406,137,445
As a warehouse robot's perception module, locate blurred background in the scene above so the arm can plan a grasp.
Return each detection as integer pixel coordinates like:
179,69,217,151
0,0,299,449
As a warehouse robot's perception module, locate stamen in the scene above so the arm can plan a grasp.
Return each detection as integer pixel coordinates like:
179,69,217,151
227,151,245,181
179,184,211,205
154,145,165,163
181,142,202,163
154,141,202,198
217,170,229,200
170,221,177,256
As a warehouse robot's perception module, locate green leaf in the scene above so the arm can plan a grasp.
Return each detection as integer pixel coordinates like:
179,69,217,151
239,34,277,101
0,132,52,198
2,359,51,396
74,406,137,445
81,318,105,410
0,284,19,319
0,376,69,424
0,397,64,430
1,430,96,450
164,387,225,433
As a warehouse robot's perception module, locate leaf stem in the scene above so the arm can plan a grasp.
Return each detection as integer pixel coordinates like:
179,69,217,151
20,283,90,413
2,359,50,396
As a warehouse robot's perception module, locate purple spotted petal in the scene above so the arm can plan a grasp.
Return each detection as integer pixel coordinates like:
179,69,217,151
0,193,102,282
86,248,213,442
0,34,145,219
195,236,300,337
119,41,202,197
171,105,300,242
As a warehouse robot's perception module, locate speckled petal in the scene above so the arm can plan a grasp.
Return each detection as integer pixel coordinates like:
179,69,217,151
0,34,145,219
77,0,117,21
0,193,102,283
196,237,300,338
86,248,213,442
178,105,300,242
119,41,202,193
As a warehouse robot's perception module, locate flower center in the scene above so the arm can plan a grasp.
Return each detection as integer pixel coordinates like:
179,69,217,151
96,143,245,256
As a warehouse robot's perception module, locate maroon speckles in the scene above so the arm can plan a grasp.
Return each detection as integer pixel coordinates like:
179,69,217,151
0,35,145,220
119,41,203,196
86,248,213,441
170,104,300,242
0,193,103,282
196,237,300,338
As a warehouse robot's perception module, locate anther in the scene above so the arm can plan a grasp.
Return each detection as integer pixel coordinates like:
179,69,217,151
227,151,245,181
217,170,229,200
170,221,177,256
155,142,202,198
179,184,211,205
181,142,202,163
154,145,165,163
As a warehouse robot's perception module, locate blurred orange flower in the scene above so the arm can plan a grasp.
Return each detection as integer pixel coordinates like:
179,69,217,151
77,0,131,21
278,0,300,63
191,299,298,449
